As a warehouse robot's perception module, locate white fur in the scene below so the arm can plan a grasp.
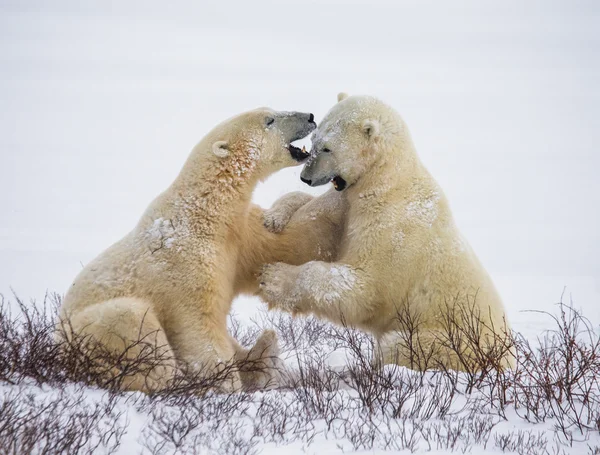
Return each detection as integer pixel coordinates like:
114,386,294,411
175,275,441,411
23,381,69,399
260,95,514,371
58,108,346,392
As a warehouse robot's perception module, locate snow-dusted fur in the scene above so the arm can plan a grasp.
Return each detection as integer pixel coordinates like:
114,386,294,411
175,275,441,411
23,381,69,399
259,95,514,371
59,108,345,392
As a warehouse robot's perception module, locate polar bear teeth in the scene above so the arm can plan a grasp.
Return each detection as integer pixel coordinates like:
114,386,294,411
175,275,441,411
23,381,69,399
332,176,347,191
289,144,310,162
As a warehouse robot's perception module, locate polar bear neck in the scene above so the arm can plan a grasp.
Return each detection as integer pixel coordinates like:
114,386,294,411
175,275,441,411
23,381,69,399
174,172,257,221
347,136,424,200
168,146,265,233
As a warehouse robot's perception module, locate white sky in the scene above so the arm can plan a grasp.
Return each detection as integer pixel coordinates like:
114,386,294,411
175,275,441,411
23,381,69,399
0,1,599,316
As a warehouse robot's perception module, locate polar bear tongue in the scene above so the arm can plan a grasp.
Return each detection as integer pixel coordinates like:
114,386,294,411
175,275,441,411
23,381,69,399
332,176,347,191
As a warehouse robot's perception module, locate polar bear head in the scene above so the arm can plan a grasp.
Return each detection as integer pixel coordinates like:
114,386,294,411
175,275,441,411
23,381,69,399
206,108,315,181
300,94,404,191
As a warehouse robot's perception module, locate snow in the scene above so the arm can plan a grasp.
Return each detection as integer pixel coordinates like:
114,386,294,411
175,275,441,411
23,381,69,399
1,1,600,454
405,190,440,228
146,218,176,250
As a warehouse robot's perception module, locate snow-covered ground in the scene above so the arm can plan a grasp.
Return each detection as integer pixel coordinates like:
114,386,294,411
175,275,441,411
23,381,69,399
1,1,599,454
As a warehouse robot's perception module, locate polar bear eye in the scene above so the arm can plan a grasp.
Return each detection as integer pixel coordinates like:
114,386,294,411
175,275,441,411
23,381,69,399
265,117,275,127
322,147,331,153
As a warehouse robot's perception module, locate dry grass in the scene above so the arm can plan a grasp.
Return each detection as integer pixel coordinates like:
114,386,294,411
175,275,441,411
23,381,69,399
0,292,598,454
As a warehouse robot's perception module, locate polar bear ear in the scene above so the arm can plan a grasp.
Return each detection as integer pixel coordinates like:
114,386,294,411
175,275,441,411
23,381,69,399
337,92,349,103
212,140,229,158
362,119,380,139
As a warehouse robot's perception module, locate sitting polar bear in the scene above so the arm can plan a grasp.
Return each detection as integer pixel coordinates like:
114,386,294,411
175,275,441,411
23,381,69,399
259,94,514,371
59,108,346,393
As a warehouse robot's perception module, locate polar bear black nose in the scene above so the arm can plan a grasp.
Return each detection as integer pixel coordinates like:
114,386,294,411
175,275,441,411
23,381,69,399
308,113,315,123
301,177,312,185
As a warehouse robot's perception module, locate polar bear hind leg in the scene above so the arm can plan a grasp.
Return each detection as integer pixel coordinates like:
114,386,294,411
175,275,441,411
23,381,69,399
176,326,244,393
378,326,515,372
231,329,283,391
63,297,177,393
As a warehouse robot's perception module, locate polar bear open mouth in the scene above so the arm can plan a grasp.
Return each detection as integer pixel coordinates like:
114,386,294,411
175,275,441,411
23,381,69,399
288,144,310,162
331,176,347,191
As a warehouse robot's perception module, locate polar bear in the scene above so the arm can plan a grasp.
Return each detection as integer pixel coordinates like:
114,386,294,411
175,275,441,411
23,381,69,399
59,108,346,393
259,94,514,372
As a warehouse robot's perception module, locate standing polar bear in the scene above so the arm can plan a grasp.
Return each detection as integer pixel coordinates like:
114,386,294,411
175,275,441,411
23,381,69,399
59,108,346,393
259,94,514,371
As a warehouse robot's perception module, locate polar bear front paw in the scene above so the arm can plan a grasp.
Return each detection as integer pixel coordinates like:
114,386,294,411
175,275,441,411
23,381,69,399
263,207,292,234
259,263,302,313
263,192,314,233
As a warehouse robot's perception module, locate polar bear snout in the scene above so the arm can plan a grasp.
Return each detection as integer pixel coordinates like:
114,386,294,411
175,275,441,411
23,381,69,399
300,153,338,188
276,111,316,143
275,111,315,163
